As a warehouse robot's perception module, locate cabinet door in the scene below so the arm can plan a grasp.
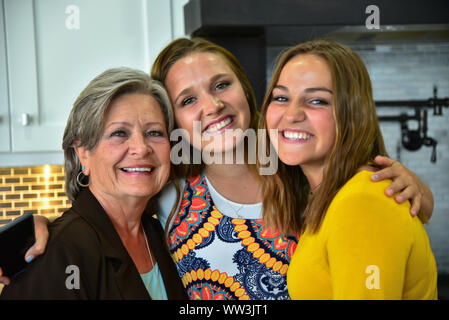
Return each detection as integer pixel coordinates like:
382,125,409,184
4,0,172,152
0,0,10,152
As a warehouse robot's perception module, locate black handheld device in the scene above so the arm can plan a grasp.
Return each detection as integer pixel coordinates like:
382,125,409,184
0,213,36,278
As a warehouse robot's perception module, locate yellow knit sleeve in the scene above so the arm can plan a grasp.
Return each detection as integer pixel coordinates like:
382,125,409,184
323,178,414,299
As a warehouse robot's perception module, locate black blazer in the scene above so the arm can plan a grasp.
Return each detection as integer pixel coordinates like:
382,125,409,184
1,189,187,300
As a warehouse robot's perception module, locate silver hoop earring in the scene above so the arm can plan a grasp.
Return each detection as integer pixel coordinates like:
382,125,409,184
76,170,89,187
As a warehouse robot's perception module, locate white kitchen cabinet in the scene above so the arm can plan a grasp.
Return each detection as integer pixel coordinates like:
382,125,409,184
0,1,11,152
2,0,174,154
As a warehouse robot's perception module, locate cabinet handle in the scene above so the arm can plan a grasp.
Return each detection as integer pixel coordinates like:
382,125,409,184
21,113,30,126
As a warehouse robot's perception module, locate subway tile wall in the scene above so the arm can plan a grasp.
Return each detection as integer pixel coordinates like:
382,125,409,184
0,165,71,226
268,41,449,274
357,42,449,275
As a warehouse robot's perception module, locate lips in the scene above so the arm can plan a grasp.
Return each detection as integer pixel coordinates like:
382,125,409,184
203,115,235,134
120,165,155,174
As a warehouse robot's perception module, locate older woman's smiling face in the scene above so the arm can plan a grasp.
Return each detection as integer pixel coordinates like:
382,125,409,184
76,93,171,203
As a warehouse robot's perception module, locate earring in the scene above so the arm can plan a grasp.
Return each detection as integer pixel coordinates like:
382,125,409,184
76,165,89,187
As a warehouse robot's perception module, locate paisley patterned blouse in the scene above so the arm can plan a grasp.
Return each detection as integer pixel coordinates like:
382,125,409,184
167,174,298,300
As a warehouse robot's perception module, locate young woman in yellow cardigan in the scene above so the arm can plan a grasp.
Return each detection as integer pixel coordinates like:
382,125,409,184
259,40,437,299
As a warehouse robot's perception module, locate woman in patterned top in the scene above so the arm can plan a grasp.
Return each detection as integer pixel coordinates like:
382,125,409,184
151,38,295,299
2,38,435,300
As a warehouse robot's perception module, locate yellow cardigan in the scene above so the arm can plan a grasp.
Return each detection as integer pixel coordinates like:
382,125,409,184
287,171,438,300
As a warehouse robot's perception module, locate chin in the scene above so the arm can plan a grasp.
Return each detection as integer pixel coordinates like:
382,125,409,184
278,153,303,167
202,135,242,155
122,186,157,199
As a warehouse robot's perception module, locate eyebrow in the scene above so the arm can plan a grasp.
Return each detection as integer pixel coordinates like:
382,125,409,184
106,121,163,128
273,85,333,94
174,87,193,105
210,73,230,84
174,73,232,104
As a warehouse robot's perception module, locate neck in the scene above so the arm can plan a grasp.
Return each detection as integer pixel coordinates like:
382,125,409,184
88,185,148,237
203,162,262,204
300,164,324,194
202,142,248,167
204,162,255,181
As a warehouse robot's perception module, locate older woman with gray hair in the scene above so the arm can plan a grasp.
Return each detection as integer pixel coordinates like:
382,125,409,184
1,67,186,299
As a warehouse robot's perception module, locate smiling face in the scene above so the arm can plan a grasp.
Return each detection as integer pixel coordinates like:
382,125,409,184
165,52,251,153
76,93,171,203
266,54,336,173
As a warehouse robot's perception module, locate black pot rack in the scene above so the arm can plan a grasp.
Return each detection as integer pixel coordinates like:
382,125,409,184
376,87,449,163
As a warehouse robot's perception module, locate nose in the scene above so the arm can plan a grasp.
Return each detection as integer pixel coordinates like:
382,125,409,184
128,133,152,157
203,93,225,117
284,103,306,123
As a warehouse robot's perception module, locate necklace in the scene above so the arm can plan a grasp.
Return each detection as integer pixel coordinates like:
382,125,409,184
309,181,323,195
224,200,245,219
141,225,154,268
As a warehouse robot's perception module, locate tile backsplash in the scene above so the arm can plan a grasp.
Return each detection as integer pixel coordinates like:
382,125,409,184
0,165,70,227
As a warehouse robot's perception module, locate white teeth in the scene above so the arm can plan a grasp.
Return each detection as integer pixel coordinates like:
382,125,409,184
205,117,232,133
121,167,153,172
283,131,312,140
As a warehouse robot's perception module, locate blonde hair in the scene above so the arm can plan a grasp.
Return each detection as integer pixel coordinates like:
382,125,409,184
62,67,174,202
259,40,387,235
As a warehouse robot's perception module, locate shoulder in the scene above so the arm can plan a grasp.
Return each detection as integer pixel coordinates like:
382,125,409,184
154,178,186,228
322,171,413,235
47,209,102,258
50,209,97,242
331,170,410,212
320,172,418,270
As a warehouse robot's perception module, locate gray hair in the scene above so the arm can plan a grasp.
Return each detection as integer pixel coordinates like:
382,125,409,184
62,67,174,202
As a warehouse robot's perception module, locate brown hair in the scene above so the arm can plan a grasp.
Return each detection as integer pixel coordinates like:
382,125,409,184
259,40,387,235
151,37,261,237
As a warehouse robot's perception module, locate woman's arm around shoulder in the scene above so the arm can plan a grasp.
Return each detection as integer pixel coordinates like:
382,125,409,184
323,173,416,299
0,214,102,299
371,155,434,221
